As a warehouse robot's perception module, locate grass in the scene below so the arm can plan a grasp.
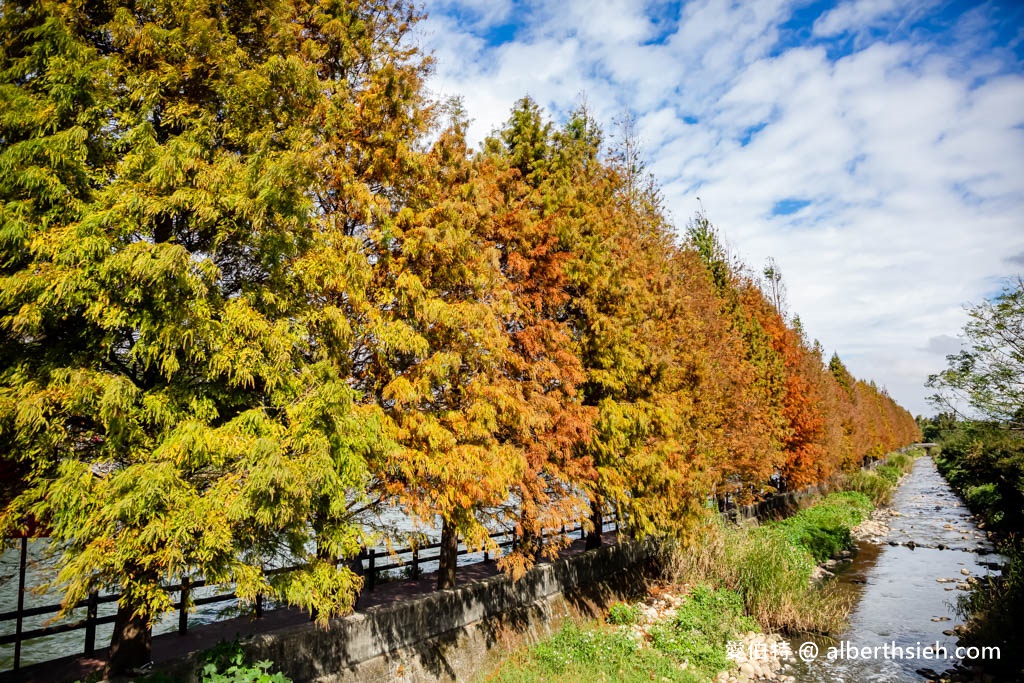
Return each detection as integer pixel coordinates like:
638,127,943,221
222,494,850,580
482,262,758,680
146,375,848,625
647,585,758,673
770,492,871,563
663,492,873,634
484,452,921,681
841,449,920,505
481,586,756,683
482,620,688,682
842,469,893,505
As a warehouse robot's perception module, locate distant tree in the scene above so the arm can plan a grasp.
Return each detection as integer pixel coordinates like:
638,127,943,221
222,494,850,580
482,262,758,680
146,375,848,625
761,257,789,319
928,279,1024,429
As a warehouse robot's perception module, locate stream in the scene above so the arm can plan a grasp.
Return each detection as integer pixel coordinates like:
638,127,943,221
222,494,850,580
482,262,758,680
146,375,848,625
788,456,1004,682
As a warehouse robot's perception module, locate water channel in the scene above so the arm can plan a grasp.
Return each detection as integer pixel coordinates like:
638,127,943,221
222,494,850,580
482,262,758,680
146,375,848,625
789,456,1003,682
3,456,1003,677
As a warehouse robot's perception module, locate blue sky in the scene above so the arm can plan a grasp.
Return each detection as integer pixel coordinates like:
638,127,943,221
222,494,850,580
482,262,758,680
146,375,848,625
413,0,1024,416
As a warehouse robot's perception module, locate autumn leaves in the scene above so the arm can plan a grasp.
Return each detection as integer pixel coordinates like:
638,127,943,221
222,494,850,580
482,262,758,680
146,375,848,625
0,0,917,671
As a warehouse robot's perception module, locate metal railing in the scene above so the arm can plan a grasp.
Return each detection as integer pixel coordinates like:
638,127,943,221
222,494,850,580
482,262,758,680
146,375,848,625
0,514,619,673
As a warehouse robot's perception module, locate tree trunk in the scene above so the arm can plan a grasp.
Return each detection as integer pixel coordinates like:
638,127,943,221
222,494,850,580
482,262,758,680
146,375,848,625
106,601,151,675
586,499,603,550
437,517,458,590
519,507,540,562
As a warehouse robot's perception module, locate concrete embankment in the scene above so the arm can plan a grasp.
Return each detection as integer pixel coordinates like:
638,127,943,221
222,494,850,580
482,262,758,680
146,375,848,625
159,539,659,683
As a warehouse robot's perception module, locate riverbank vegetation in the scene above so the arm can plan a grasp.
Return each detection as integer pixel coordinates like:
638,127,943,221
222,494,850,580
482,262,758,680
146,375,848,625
840,450,917,504
0,0,918,672
925,278,1024,677
484,481,899,682
930,430,1024,678
482,586,759,683
666,491,874,635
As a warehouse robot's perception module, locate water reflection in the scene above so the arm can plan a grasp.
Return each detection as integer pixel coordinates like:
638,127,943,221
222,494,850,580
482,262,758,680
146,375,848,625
789,458,1003,682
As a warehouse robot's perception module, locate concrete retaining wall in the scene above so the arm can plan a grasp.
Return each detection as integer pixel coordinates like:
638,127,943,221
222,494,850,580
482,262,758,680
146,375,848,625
726,484,826,522
159,539,660,682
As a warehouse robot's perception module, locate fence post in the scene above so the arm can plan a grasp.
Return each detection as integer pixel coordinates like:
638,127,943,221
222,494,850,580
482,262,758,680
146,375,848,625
255,593,264,619
178,576,189,635
367,548,376,590
84,590,99,656
412,547,420,579
13,536,26,672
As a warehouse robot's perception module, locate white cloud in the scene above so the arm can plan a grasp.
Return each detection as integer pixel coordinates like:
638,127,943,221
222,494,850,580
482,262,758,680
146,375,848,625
416,0,1024,416
814,0,903,37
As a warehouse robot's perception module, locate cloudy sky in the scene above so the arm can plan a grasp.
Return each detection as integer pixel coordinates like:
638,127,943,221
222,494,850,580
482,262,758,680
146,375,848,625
412,0,1024,416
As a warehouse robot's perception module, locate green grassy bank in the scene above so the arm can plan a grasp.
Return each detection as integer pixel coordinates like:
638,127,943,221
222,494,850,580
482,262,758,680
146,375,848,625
481,450,920,682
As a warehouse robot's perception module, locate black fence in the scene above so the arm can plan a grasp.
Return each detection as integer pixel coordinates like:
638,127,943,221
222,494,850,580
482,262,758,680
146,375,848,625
0,514,620,673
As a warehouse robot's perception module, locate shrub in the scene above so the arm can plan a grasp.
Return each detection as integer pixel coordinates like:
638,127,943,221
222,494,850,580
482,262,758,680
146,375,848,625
200,641,292,683
607,602,642,625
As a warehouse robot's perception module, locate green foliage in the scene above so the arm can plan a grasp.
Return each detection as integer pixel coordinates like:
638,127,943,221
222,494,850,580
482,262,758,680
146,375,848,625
842,451,916,504
769,492,870,563
607,602,642,625
843,469,894,505
954,541,1024,678
200,640,291,683
484,588,756,683
934,422,1024,532
648,586,757,673
486,621,691,683
875,464,901,484
927,278,1024,428
664,496,865,634
928,416,1024,676
965,484,1002,524
886,452,916,472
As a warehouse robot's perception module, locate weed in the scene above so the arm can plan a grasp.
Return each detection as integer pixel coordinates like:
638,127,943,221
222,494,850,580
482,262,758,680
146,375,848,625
648,585,757,672
199,640,292,683
607,602,642,625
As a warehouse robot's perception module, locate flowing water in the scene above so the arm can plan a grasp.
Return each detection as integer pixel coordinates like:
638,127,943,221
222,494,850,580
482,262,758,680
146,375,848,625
788,457,1004,682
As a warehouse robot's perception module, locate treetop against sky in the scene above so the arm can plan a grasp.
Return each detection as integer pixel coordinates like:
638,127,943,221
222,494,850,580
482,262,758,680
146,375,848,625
416,0,1024,416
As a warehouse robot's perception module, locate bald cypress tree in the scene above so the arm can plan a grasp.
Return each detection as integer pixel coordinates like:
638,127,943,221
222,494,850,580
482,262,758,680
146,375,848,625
0,0,428,672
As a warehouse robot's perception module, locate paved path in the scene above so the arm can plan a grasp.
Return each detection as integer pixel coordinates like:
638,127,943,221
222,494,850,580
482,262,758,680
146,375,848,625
4,531,622,683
